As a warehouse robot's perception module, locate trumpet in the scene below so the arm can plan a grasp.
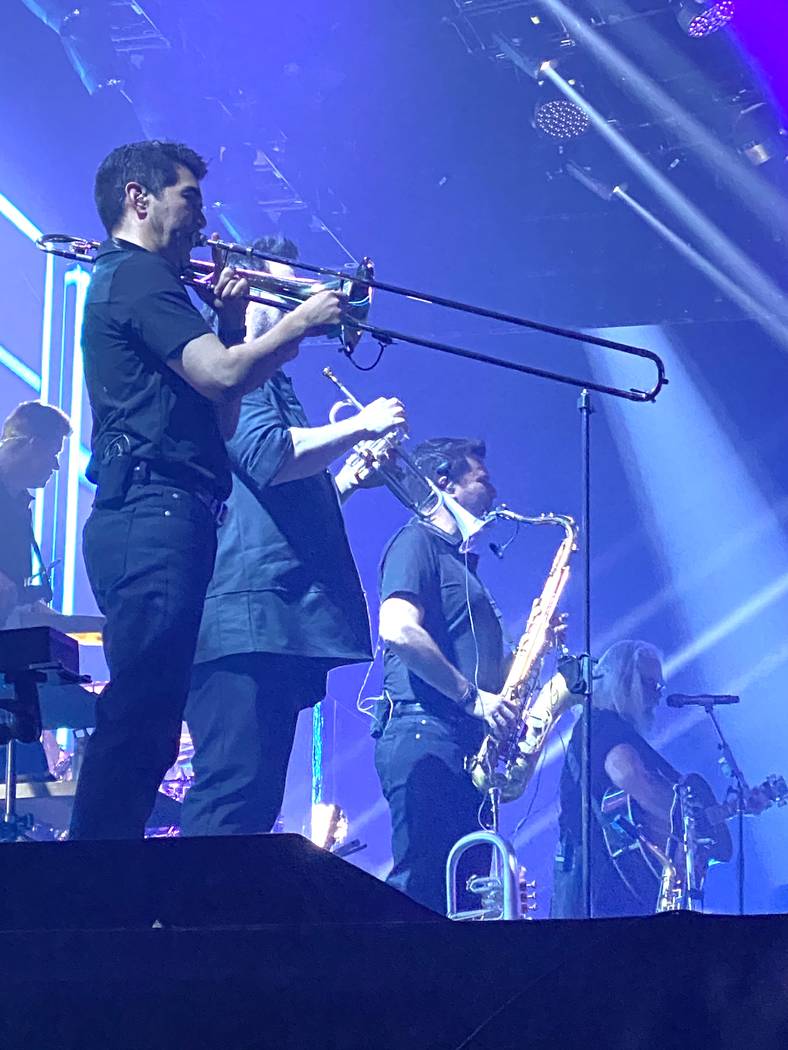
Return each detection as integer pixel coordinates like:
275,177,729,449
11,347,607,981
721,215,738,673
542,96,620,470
324,367,491,551
36,233,667,402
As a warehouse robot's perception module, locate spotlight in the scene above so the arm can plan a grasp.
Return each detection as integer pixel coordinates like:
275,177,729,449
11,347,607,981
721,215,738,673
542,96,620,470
534,97,590,141
675,0,735,39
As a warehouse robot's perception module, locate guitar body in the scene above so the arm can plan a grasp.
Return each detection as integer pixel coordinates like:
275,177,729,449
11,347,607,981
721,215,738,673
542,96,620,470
599,788,665,912
600,773,785,913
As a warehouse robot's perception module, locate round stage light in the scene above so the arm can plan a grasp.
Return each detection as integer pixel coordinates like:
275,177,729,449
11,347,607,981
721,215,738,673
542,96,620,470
676,0,735,39
533,98,590,141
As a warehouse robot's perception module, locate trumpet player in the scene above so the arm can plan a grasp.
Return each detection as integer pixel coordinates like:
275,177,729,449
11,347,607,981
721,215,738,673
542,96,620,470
373,438,518,913
70,141,345,841
180,235,407,837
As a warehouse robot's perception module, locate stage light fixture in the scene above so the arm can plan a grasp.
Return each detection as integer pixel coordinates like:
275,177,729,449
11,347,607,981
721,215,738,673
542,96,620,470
733,102,788,168
675,0,735,39
534,97,590,140
20,1,125,94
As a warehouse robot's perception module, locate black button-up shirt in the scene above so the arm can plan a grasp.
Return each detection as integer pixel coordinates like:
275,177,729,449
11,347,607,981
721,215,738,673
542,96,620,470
81,238,231,499
194,370,372,703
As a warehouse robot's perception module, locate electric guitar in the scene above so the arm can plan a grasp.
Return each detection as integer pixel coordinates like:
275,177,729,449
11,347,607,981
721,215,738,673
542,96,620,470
600,773,787,911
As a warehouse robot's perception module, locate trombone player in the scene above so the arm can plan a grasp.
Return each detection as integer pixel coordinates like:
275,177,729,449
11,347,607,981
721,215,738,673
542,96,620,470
70,141,345,840
181,235,407,837
373,437,518,913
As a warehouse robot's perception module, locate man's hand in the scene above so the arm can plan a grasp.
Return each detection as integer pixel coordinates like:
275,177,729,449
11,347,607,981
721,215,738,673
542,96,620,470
289,289,345,336
334,448,390,500
332,398,405,500
192,237,250,334
354,397,407,440
470,690,519,740
0,571,18,625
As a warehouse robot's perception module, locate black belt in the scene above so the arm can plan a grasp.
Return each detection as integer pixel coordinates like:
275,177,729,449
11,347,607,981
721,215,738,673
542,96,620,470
130,462,227,524
390,700,475,727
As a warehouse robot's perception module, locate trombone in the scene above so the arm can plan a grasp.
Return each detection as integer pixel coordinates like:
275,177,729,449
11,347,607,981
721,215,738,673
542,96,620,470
36,232,667,402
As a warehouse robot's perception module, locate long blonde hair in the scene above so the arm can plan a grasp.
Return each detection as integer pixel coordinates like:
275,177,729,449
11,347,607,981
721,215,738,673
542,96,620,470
593,639,663,731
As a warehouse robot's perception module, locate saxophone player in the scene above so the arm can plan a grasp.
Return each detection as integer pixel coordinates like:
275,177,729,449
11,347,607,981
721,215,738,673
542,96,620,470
373,437,518,914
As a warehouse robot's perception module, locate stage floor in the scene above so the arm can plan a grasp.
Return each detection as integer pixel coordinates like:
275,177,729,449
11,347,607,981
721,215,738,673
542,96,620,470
2,911,787,1049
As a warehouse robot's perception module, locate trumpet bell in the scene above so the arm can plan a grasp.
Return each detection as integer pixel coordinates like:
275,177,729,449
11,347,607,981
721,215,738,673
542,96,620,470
440,490,493,553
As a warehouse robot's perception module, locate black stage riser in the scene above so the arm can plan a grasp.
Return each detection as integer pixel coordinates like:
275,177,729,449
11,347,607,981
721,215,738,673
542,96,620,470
0,833,437,930
1,913,787,1049
1,835,786,1049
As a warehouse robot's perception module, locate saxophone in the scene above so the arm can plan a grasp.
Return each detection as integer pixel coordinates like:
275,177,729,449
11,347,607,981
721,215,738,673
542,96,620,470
467,511,578,802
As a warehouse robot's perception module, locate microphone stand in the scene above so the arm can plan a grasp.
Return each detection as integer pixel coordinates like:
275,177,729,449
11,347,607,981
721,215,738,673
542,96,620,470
704,704,748,916
579,390,594,920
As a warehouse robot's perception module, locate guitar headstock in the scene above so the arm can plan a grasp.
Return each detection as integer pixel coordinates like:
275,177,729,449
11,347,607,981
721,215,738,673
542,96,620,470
745,774,787,814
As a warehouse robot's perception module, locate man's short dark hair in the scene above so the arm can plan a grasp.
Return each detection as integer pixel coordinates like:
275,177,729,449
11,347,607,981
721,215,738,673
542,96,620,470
2,401,71,443
411,437,486,484
225,234,299,273
94,140,208,235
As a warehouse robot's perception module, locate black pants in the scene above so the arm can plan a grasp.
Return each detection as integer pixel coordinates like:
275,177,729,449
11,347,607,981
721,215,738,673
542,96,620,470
375,711,488,915
69,484,217,839
180,653,323,837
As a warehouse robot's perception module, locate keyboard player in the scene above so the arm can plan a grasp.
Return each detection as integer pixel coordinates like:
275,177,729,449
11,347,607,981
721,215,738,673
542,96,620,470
0,400,72,778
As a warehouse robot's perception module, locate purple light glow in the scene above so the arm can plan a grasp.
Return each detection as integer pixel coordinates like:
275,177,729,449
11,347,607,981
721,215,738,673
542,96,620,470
686,0,735,38
732,2,788,119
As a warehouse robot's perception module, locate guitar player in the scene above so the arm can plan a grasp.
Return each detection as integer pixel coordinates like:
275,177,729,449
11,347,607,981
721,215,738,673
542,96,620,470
552,639,681,918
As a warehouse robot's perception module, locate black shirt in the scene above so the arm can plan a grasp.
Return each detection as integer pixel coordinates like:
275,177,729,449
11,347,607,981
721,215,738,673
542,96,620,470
81,238,231,499
0,477,33,597
194,370,372,689
556,708,676,915
379,519,505,724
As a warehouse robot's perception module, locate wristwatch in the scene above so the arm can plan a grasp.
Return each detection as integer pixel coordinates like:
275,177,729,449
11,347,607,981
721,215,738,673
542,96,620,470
218,326,246,347
459,681,479,714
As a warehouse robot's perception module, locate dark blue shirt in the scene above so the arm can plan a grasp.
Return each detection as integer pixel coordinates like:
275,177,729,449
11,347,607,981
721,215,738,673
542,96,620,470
81,238,231,499
379,519,505,724
194,371,372,691
0,477,32,597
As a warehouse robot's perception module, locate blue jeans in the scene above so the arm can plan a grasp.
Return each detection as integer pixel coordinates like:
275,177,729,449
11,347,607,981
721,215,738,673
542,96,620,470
375,711,488,914
69,483,217,839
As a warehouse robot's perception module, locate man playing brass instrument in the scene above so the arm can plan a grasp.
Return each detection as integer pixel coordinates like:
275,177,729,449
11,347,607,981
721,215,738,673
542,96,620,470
373,438,518,913
70,141,344,840
181,236,407,837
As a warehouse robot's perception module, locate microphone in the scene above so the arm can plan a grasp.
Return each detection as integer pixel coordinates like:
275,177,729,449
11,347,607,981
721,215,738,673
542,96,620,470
666,693,740,708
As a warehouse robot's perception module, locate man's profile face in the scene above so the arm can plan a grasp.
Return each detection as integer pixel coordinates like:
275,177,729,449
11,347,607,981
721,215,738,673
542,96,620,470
146,164,206,270
448,455,497,518
11,434,64,489
633,650,665,732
